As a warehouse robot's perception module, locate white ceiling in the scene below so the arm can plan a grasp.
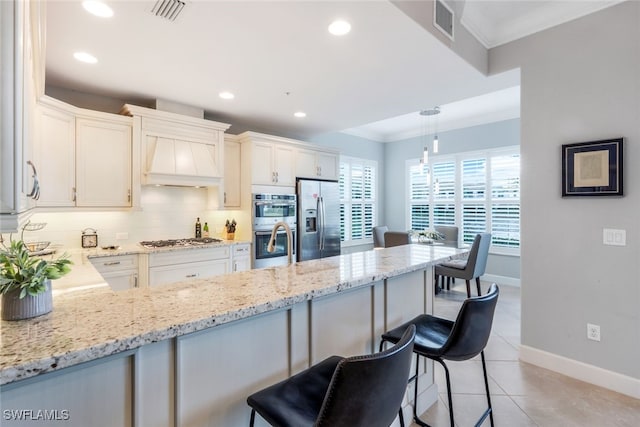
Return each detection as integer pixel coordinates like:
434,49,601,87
44,1,620,141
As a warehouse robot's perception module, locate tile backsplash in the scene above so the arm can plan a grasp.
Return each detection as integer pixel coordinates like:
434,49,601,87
25,187,249,249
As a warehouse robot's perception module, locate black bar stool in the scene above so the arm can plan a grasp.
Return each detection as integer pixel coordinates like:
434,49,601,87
247,324,416,427
379,284,499,427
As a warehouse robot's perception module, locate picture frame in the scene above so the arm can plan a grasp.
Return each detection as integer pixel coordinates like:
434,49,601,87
562,138,623,197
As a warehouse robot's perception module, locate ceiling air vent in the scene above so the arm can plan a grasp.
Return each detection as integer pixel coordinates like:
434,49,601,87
151,0,185,22
434,0,454,40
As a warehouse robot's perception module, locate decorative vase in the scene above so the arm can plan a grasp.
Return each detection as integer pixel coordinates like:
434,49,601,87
226,232,235,240
1,280,53,321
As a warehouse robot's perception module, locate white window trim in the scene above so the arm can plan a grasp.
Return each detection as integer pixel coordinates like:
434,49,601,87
406,146,520,256
340,155,378,247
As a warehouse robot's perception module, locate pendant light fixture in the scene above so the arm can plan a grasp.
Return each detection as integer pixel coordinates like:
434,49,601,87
419,106,441,163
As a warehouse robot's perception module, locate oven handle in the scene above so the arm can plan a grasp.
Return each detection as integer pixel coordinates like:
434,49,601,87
254,202,296,207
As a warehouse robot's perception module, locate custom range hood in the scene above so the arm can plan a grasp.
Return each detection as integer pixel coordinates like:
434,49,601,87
121,102,231,188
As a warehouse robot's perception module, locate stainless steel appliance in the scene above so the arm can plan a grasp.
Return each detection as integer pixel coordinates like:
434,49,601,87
297,178,341,261
252,194,297,268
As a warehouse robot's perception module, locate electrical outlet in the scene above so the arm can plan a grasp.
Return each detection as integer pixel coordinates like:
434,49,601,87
116,232,129,240
587,323,601,342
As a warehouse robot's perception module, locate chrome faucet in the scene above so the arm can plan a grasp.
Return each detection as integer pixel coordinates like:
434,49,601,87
267,221,293,265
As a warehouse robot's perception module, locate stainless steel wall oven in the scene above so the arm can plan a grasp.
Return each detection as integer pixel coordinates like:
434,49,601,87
252,194,296,268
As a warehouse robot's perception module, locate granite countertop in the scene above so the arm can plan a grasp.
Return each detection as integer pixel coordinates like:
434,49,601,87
0,244,467,385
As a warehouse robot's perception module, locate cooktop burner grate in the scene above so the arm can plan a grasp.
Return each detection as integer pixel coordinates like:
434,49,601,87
139,237,223,248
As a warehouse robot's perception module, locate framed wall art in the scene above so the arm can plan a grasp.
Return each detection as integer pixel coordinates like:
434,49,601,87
562,138,623,197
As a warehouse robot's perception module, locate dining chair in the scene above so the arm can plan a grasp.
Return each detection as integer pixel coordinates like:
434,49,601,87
435,232,491,297
247,325,416,427
380,284,499,427
373,225,389,248
384,231,411,248
434,225,459,290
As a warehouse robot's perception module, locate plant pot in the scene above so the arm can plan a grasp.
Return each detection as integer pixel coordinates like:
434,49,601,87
1,280,53,321
226,232,235,240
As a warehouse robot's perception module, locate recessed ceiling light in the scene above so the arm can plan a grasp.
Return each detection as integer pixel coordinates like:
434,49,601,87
294,112,307,118
73,52,98,64
219,91,235,100
82,1,114,18
328,20,351,36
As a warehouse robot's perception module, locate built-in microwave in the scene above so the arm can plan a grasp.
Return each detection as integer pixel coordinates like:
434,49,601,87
252,194,297,229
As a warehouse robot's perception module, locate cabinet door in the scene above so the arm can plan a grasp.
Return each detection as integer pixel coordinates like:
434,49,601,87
224,139,241,208
76,118,132,207
251,141,276,185
317,152,338,180
273,144,295,186
101,271,138,291
34,104,76,206
295,149,318,178
233,257,251,273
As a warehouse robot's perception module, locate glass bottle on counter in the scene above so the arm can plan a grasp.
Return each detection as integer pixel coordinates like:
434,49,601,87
203,222,209,238
195,217,202,238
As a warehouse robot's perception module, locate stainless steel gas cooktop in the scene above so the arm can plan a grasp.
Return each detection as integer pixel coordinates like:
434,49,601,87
139,237,223,249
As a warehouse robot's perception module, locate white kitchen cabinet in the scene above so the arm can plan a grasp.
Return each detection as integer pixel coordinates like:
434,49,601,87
34,98,133,208
296,149,339,180
231,244,251,272
90,254,139,291
250,140,295,186
33,101,76,206
148,247,231,287
0,0,44,231
76,118,132,207
223,135,241,208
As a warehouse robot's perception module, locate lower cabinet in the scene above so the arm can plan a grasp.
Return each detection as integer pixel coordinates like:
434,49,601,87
231,244,251,273
90,254,139,291
148,247,230,287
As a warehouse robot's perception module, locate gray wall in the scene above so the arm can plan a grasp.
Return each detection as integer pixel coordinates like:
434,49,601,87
491,1,640,378
384,119,521,280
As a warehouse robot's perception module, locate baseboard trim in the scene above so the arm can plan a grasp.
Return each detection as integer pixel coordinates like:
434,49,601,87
482,274,520,287
520,345,640,399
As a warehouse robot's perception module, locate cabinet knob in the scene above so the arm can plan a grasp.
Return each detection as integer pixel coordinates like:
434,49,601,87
103,261,121,266
186,274,197,278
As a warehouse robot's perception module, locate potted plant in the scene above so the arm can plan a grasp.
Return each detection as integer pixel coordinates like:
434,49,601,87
0,240,72,321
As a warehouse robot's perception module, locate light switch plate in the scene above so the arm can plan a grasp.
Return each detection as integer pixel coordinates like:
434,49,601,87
603,228,626,246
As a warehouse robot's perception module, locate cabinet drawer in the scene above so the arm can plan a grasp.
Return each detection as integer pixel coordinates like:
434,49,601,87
149,259,229,287
149,246,230,267
90,254,138,273
232,244,250,257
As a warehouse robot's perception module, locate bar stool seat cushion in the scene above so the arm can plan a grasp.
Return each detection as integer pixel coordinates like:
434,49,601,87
382,315,454,358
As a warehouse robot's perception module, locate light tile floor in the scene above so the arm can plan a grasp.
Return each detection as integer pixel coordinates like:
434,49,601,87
413,282,640,426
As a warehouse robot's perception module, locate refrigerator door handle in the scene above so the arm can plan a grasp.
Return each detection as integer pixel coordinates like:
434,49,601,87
319,196,326,250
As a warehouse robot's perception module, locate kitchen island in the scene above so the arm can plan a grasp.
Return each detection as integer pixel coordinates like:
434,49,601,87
1,244,468,426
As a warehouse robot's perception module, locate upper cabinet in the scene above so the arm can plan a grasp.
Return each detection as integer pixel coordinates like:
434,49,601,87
223,134,241,208
250,140,296,186
238,132,339,191
0,1,45,231
296,149,339,180
76,118,132,207
34,97,133,208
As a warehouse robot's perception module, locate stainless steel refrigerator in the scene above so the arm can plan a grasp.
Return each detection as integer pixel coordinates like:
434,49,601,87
297,178,341,261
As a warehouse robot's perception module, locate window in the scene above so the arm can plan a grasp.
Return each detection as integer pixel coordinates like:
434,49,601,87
407,146,520,251
340,157,377,245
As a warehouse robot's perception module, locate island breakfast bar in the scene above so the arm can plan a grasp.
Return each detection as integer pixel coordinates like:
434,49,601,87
1,244,468,426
